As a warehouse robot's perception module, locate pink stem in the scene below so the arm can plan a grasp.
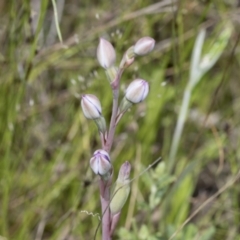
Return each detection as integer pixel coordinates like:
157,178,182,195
99,69,123,240
105,69,123,152
99,179,111,240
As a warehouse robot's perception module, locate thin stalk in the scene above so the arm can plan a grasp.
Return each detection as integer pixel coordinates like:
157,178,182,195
99,69,123,240
167,29,205,173
99,179,112,240
50,0,64,44
105,69,123,152
168,87,191,173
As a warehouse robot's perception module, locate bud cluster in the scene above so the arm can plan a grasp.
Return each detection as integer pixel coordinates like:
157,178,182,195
80,35,155,237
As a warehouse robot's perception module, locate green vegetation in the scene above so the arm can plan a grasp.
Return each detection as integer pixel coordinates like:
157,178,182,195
0,0,240,239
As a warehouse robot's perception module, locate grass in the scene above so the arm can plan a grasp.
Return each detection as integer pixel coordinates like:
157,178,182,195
0,0,240,239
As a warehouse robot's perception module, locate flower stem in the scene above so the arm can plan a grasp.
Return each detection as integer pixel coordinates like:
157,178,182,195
99,178,112,240
99,69,123,240
105,69,123,152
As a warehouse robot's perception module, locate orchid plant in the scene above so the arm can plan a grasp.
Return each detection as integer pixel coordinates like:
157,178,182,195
81,36,155,240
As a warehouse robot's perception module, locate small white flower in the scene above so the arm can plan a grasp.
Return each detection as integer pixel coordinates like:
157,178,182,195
97,38,116,69
81,94,102,119
134,37,155,56
125,79,149,103
90,149,112,175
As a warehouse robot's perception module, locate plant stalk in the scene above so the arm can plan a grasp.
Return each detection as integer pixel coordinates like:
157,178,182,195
168,88,191,173
105,69,123,152
99,69,123,239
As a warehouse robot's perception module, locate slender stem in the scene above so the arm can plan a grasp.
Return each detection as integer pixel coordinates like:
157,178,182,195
99,69,123,240
99,129,111,239
168,88,191,173
99,178,111,240
105,69,123,152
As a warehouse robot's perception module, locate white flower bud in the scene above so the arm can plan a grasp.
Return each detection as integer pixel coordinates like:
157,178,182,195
134,37,155,56
90,149,112,176
81,94,102,119
125,79,149,103
97,38,116,69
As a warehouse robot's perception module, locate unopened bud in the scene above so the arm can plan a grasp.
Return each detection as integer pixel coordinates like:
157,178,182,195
119,48,135,69
134,37,155,56
90,149,112,176
97,38,116,69
81,94,107,133
81,94,102,119
110,161,131,214
125,79,149,103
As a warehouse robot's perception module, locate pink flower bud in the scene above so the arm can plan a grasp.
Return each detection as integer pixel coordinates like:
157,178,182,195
134,37,155,56
97,38,116,69
81,94,102,119
125,79,149,103
90,149,112,175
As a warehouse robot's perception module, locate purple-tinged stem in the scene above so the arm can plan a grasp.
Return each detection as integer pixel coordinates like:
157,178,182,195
99,131,111,240
99,178,112,240
104,69,123,152
99,69,123,240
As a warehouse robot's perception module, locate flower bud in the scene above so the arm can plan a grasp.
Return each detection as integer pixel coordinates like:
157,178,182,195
81,94,102,119
97,38,116,69
125,79,149,103
119,48,135,69
134,37,155,56
110,161,131,214
90,149,112,176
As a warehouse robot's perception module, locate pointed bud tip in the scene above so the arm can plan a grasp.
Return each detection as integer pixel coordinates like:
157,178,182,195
97,38,116,69
118,161,131,182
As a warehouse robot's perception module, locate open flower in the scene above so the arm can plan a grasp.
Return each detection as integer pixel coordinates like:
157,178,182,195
125,79,149,103
81,94,102,119
97,38,116,69
134,37,155,56
90,149,112,176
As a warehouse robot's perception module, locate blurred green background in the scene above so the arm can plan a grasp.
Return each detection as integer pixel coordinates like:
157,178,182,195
0,0,240,239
